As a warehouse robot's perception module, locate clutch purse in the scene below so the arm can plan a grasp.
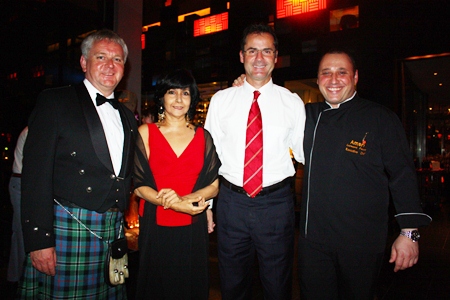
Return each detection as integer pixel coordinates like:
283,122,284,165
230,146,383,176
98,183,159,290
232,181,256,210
105,237,129,286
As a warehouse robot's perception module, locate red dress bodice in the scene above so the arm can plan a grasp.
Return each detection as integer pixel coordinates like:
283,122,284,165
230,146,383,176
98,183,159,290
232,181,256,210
148,123,205,226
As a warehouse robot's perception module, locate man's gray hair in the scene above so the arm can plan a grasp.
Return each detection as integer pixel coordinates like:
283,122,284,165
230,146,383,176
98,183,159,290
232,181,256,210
81,29,128,63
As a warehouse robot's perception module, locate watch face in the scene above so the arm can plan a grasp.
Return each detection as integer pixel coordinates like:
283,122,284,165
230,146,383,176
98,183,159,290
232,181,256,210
411,230,420,241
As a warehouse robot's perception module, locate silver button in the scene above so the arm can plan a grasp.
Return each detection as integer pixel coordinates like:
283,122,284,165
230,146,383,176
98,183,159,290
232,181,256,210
86,187,92,193
110,174,116,179
71,152,76,157
116,189,120,192
79,169,85,175
115,199,119,203
25,219,29,223
45,232,51,237
33,227,38,231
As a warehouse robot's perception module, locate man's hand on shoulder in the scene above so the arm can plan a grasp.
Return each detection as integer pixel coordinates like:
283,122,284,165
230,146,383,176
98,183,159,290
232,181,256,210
232,74,246,87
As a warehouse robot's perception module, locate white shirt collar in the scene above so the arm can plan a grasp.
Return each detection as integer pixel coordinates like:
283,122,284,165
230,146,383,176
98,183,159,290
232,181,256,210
83,79,115,104
325,91,357,109
243,78,273,94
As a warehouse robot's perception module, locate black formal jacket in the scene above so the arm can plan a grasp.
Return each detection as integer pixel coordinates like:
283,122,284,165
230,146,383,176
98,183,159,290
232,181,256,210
21,83,138,252
300,95,431,252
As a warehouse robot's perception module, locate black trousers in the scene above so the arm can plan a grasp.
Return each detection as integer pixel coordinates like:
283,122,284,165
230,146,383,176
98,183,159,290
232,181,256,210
298,236,384,300
217,184,295,300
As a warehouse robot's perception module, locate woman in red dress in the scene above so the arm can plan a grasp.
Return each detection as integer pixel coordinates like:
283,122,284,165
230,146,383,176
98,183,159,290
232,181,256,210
134,69,220,299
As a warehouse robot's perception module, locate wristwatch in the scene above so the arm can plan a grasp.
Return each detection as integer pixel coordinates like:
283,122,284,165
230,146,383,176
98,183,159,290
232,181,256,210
400,230,420,242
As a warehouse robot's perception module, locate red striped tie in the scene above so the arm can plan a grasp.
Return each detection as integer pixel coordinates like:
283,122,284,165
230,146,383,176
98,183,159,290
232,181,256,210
243,91,263,197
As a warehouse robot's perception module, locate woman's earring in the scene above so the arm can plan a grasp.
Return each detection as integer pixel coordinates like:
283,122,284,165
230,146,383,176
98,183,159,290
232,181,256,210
158,106,165,122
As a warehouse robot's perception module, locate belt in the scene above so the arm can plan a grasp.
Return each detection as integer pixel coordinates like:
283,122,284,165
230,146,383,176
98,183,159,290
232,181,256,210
56,198,121,212
12,173,21,178
221,177,291,197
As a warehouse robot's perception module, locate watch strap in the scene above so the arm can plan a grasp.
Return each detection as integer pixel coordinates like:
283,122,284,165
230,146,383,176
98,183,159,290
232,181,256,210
400,230,420,242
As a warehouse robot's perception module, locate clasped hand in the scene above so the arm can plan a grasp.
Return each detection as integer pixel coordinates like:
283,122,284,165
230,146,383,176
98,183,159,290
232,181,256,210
156,188,209,215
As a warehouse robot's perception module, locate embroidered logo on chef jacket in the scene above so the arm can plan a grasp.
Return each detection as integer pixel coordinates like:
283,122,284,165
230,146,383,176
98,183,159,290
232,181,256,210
345,132,368,155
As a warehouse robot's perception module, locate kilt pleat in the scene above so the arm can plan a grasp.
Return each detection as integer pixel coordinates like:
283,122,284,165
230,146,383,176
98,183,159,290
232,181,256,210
17,204,127,299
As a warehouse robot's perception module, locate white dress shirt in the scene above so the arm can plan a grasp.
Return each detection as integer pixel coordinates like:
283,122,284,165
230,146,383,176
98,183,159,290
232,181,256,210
12,127,28,174
205,79,305,187
84,79,124,175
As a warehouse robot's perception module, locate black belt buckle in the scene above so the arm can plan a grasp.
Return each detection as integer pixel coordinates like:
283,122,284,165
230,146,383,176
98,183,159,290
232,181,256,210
222,177,290,197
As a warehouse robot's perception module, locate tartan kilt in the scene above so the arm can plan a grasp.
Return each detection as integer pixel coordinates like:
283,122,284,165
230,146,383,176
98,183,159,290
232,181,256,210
17,204,127,299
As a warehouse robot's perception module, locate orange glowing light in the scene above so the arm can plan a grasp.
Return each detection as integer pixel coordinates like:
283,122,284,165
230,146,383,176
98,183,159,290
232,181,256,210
277,0,326,19
193,12,228,37
141,34,145,50
178,8,210,22
142,22,161,32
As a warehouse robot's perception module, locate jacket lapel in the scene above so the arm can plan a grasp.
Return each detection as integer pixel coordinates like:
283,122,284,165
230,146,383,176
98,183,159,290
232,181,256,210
75,84,114,173
117,103,134,178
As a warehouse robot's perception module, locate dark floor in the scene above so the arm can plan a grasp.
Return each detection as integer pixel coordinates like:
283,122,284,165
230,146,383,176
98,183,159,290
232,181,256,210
2,197,450,299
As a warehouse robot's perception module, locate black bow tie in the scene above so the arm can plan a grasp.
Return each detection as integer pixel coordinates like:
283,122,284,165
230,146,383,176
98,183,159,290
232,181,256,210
96,93,119,109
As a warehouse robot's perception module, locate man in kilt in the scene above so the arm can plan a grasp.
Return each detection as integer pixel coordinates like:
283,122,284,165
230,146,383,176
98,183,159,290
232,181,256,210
18,29,137,299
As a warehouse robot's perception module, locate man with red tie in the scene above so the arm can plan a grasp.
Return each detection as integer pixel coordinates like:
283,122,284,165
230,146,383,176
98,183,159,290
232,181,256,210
205,23,306,300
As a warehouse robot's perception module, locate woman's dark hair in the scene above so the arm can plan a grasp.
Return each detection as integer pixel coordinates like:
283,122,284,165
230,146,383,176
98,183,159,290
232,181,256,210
154,69,201,120
240,23,278,52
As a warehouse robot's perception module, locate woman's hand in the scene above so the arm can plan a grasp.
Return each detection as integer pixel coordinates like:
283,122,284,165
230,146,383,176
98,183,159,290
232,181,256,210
176,195,210,216
157,189,210,215
156,188,182,209
206,209,215,233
